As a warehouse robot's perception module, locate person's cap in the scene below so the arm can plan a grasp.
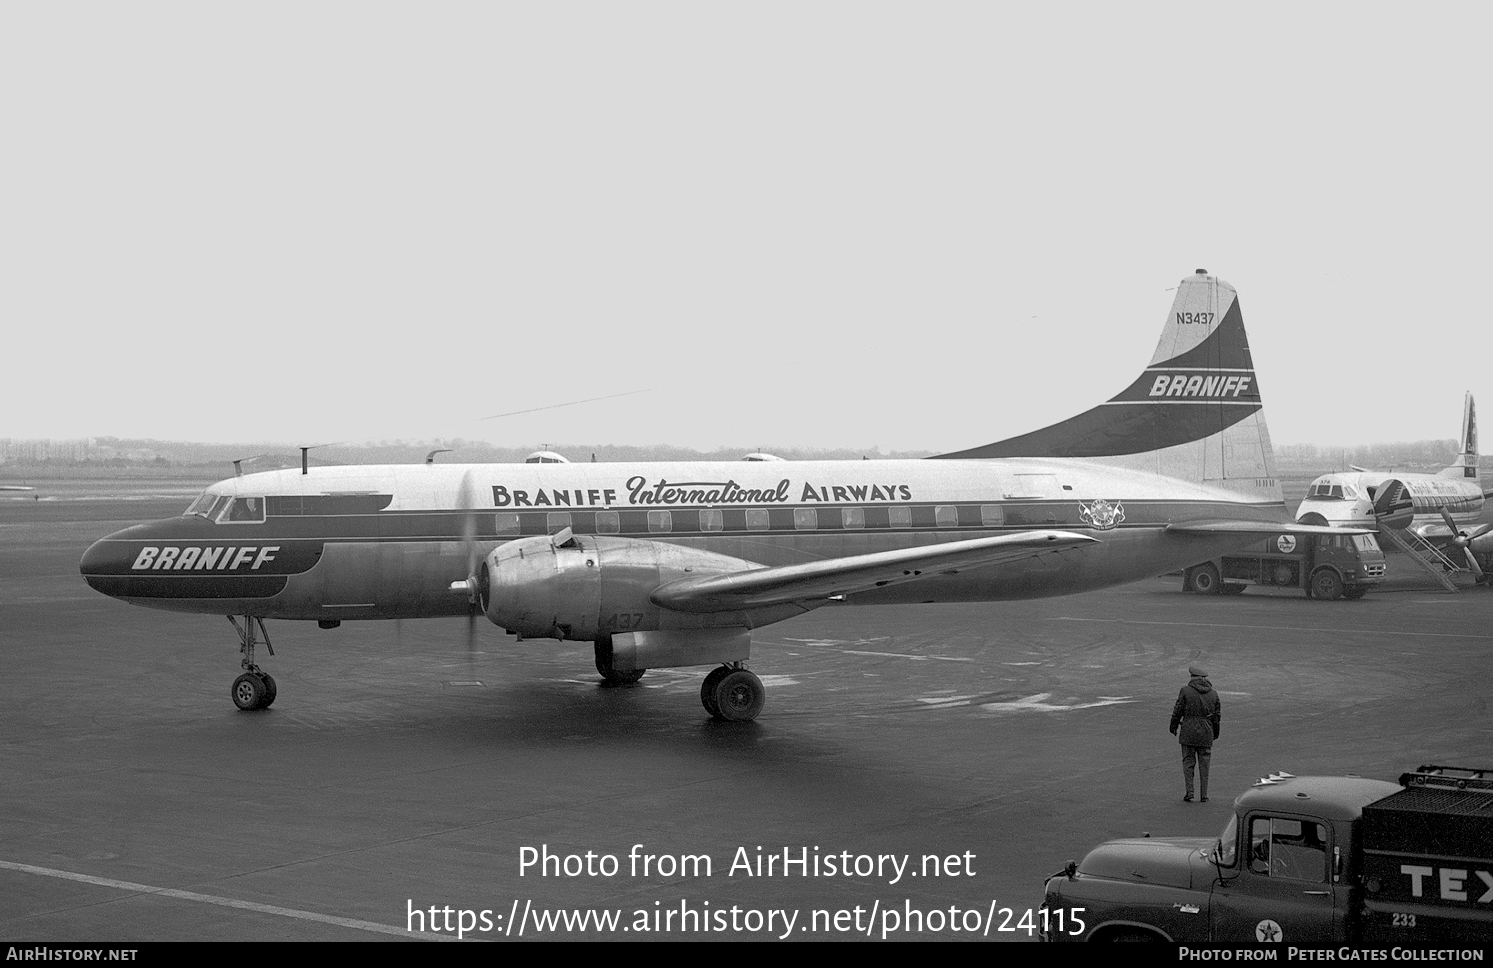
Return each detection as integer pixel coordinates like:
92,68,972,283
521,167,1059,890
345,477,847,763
1188,665,1208,677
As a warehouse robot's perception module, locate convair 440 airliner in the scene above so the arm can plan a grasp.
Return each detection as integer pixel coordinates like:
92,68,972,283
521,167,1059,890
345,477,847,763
1295,392,1493,575
82,270,1341,721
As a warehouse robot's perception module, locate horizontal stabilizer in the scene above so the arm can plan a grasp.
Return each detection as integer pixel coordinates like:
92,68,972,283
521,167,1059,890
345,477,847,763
1166,520,1374,536
651,531,1096,613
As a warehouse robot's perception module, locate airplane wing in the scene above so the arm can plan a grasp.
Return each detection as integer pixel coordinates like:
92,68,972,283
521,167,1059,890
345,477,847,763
1165,520,1375,536
651,531,1097,613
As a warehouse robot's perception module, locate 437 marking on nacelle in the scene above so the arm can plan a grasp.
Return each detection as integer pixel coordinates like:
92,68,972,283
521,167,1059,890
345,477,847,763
609,612,646,630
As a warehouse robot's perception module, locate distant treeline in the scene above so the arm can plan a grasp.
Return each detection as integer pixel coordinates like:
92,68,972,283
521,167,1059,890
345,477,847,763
0,437,936,478
1273,440,1461,471
0,436,1468,478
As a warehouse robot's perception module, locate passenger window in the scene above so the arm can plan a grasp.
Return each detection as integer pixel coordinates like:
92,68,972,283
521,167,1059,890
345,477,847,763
841,507,865,529
495,512,521,536
746,509,770,531
648,510,672,533
224,497,265,523
935,505,959,528
596,510,620,534
547,512,572,533
888,506,912,528
700,509,723,532
980,505,1005,527
794,509,817,530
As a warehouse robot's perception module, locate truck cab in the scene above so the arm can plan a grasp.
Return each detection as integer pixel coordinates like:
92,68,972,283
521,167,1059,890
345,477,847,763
1040,774,1398,943
1041,767,1493,944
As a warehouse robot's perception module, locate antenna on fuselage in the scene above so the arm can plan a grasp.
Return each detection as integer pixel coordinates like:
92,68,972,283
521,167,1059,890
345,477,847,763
232,454,269,477
300,447,309,476
426,448,452,465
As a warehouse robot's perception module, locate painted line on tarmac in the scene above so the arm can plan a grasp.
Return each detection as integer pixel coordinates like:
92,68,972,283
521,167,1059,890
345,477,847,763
1053,617,1492,639
0,859,457,940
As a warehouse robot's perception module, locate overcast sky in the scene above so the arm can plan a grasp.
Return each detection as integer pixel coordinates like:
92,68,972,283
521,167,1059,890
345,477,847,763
3,3,1488,453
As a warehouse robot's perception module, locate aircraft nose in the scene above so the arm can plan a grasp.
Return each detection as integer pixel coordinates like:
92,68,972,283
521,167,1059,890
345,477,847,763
80,527,138,594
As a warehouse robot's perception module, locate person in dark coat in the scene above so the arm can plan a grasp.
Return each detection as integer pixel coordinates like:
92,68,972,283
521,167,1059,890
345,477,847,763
1169,665,1221,802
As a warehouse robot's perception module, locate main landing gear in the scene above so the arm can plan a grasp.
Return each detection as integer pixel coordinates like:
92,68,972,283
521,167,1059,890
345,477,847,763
701,664,765,723
592,639,765,722
228,615,277,711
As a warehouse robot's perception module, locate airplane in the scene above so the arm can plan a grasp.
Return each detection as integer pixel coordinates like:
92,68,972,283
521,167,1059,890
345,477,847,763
80,269,1346,722
1295,393,1493,579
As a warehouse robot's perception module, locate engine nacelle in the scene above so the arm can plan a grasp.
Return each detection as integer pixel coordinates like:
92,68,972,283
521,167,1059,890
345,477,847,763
480,532,767,641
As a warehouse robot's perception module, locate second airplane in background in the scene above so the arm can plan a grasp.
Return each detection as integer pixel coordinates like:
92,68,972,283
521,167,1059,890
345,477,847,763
1296,393,1493,580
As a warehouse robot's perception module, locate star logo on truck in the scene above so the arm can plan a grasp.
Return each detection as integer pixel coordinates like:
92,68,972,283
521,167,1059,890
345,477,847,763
1255,919,1283,942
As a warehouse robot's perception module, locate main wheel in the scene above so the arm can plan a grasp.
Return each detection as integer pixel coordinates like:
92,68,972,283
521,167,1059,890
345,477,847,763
258,672,278,708
594,639,645,685
713,669,765,722
1310,569,1344,601
598,665,645,686
700,666,729,718
1190,563,1222,595
231,672,267,711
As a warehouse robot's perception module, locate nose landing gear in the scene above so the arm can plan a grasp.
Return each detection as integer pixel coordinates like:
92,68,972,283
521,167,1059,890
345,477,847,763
227,615,277,710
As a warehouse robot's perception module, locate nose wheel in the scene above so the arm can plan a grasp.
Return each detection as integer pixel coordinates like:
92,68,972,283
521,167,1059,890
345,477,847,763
227,615,277,710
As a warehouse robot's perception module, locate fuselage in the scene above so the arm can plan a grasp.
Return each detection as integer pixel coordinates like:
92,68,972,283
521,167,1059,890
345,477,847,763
81,457,1291,622
1295,470,1484,536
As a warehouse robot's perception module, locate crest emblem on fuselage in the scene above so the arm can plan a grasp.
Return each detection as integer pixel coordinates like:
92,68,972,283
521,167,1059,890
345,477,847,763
1079,499,1126,531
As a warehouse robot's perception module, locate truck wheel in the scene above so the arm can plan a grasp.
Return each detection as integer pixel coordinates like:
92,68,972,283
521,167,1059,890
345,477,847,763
1190,563,1221,595
1310,569,1344,601
1106,929,1160,942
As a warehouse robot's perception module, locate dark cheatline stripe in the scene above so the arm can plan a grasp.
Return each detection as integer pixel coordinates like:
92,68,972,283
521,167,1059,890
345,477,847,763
84,575,288,599
934,298,1260,460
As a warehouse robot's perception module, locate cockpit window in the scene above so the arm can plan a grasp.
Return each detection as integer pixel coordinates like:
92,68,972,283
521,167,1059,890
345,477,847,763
1306,482,1348,500
221,497,265,523
184,492,218,517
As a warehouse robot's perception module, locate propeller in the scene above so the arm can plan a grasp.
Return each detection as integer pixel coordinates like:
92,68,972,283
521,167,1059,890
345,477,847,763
447,470,483,655
1370,479,1414,532
1438,508,1493,583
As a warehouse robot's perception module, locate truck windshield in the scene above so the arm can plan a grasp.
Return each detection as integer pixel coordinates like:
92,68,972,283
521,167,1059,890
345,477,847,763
1215,815,1238,867
1352,534,1381,553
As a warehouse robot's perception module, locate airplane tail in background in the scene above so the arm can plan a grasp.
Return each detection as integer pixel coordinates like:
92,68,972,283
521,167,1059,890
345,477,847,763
935,269,1279,503
1437,392,1479,483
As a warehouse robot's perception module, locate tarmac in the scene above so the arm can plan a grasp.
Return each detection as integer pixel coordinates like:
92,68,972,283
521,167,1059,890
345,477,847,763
2,480,1491,941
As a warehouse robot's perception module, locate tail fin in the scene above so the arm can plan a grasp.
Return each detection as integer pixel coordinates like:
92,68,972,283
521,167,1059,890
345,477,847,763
1437,392,1478,482
936,269,1279,502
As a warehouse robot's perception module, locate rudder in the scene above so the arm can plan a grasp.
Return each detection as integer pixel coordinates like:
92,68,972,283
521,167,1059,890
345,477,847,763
1437,392,1478,481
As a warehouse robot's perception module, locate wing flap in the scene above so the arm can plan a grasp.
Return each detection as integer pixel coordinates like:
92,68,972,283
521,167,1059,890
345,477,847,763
651,531,1097,613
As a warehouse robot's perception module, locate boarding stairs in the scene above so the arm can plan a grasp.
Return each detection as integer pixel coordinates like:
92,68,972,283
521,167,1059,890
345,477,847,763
1378,528,1461,592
